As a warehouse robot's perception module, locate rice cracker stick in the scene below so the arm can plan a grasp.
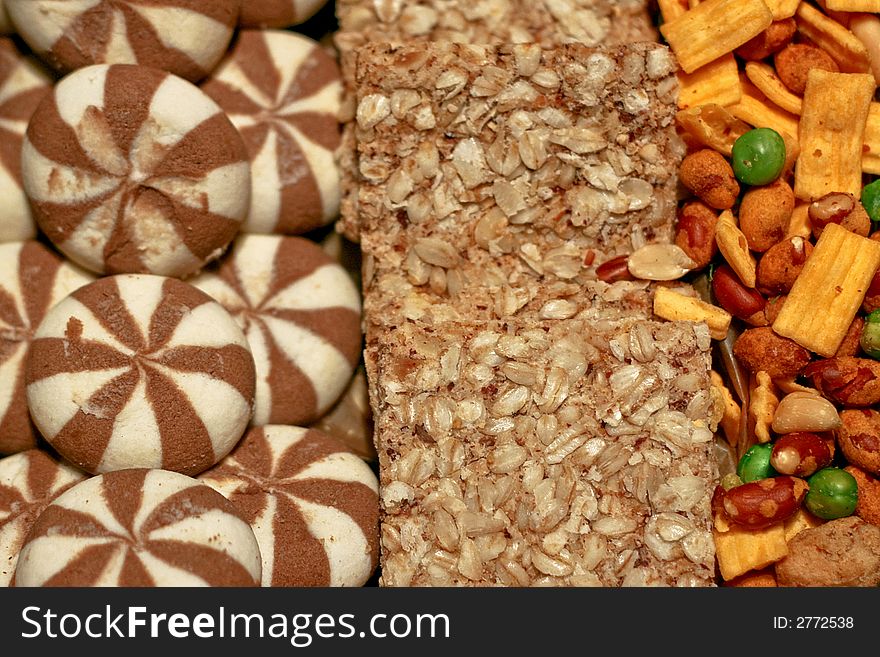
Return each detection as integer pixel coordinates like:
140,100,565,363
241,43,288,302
794,70,875,201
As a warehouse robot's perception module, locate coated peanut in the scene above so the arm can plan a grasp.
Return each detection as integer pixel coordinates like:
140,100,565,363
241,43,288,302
774,44,839,95
733,327,812,379
756,236,812,295
675,201,719,269
839,409,880,476
739,179,795,253
720,476,809,529
804,357,880,407
680,149,740,211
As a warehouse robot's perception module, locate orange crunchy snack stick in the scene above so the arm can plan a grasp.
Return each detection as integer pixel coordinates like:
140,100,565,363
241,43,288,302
714,513,788,581
825,0,880,10
679,54,743,109
773,224,880,357
658,0,690,21
744,61,802,115
794,69,875,201
763,0,802,20
865,102,880,176
660,0,772,73
728,80,800,149
796,2,872,73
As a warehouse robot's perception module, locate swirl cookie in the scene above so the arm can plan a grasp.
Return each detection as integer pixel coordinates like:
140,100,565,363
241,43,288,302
26,275,256,476
191,235,360,426
5,0,240,82
15,468,262,587
21,64,250,277
0,241,93,455
1,449,86,586
313,367,377,462
0,2,11,34
239,0,328,28
200,425,379,587
202,30,341,235
0,38,53,242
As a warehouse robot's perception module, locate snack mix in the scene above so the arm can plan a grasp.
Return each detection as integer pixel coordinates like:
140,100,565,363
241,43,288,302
1,0,880,588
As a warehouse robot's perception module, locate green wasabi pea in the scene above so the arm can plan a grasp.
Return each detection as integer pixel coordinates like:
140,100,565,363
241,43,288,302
731,128,786,186
861,309,880,359
736,443,776,483
805,468,858,520
863,179,880,224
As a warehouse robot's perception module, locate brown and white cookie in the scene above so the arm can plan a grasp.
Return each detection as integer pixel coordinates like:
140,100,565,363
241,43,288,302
0,38,53,242
201,30,341,235
1,449,86,586
15,468,262,587
0,241,94,455
239,0,328,28
21,63,250,277
191,235,360,426
200,425,379,587
5,0,240,82
0,2,11,34
26,274,256,476
313,367,376,462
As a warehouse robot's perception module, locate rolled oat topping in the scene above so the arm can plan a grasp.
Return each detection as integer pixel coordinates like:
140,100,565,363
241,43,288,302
333,0,659,242
367,315,719,587
355,42,683,324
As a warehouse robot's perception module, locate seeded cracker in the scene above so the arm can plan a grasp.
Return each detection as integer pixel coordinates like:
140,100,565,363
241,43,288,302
334,0,659,242
354,42,683,323
367,316,719,586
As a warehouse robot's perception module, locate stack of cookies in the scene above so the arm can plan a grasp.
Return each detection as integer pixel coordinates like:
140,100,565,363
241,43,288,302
339,4,723,585
0,0,379,588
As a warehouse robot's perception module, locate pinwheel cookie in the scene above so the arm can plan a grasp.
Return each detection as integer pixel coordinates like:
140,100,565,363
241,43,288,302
21,64,250,278
200,425,379,587
0,241,93,455
239,0,329,28
0,449,86,586
14,468,262,587
0,2,11,34
25,274,256,476
5,0,240,81
191,235,361,427
202,30,342,235
0,38,52,242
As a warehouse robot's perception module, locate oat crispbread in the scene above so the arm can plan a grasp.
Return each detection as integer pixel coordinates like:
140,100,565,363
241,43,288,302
334,0,659,242
367,315,719,587
355,41,683,324
354,41,719,587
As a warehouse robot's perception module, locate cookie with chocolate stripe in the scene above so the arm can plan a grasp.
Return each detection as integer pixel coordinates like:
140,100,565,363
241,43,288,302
200,425,379,587
15,468,262,586
21,64,250,277
25,274,255,475
0,241,93,455
6,0,240,81
202,30,341,235
191,235,361,427
0,449,86,586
